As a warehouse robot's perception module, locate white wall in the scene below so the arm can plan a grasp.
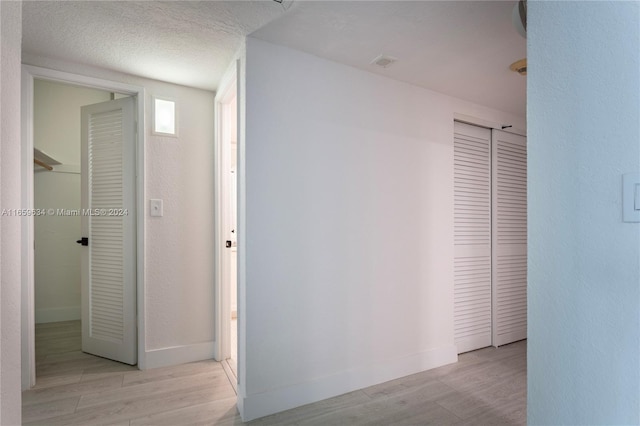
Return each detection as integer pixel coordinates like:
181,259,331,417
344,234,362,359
528,2,640,424
241,37,525,420
34,80,110,323
0,1,23,423
23,54,216,368
34,80,110,165
34,172,82,323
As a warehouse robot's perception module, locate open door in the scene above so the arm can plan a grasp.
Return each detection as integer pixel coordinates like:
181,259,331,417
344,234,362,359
80,97,137,365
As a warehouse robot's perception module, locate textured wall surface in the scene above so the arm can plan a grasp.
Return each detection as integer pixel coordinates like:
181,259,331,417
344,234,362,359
143,79,216,352
241,37,525,421
528,2,640,424
0,1,23,423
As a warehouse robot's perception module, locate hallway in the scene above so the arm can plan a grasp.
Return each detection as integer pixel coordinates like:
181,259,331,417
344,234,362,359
23,321,525,425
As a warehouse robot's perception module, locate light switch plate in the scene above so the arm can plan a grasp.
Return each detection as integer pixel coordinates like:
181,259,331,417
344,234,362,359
623,173,640,222
150,199,163,217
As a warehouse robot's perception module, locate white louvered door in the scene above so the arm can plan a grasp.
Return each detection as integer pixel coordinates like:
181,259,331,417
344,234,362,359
81,97,137,365
453,122,492,353
491,130,527,347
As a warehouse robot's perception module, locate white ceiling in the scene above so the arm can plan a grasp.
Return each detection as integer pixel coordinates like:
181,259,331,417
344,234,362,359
252,1,526,116
22,1,526,115
22,1,287,91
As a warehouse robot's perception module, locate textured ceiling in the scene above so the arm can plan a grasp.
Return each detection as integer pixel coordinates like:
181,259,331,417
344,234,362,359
252,1,527,116
22,1,526,115
22,1,287,91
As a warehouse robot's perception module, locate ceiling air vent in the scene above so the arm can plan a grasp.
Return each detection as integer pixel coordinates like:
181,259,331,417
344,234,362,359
371,54,397,69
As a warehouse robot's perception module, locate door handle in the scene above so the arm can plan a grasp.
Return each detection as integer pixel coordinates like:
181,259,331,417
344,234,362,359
226,240,232,248
76,237,89,246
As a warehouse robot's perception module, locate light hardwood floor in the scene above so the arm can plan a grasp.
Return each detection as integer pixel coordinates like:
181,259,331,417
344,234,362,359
24,321,526,425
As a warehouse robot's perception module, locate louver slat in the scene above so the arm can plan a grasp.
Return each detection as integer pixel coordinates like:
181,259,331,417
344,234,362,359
454,122,492,353
89,109,124,344
492,131,527,346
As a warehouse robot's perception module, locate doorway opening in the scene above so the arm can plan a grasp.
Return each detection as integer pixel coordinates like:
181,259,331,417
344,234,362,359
33,79,135,372
226,92,238,378
214,65,238,385
22,66,146,389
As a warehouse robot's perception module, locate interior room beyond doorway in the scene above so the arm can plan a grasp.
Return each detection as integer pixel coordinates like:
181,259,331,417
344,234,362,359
32,78,132,374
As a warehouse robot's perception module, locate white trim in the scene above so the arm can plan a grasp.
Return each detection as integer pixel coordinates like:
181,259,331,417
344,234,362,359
214,62,238,363
144,341,215,370
20,68,36,390
453,112,527,137
221,359,238,394
239,345,458,422
35,306,81,324
236,53,246,406
21,65,147,391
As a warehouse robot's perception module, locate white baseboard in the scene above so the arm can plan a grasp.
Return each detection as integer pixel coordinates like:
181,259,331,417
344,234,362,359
144,341,215,370
239,344,458,422
35,306,80,324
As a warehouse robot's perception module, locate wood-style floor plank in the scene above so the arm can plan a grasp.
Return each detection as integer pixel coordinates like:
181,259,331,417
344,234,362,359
23,321,526,425
122,360,223,387
23,375,124,406
21,395,80,424
129,396,242,426
76,371,229,410
27,382,235,426
249,390,373,426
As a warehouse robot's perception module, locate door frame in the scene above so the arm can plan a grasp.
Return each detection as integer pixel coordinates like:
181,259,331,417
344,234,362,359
213,61,238,363
21,65,146,389
453,112,527,137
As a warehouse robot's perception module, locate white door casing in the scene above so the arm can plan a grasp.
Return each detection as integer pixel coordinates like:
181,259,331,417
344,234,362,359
214,61,239,365
491,129,527,347
81,97,137,365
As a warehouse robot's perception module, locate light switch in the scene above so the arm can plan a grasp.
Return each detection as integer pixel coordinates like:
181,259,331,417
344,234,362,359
150,199,163,217
623,173,640,222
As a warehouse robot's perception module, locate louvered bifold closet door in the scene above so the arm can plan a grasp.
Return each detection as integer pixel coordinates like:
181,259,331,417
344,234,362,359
81,97,137,365
453,122,492,354
491,129,527,346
